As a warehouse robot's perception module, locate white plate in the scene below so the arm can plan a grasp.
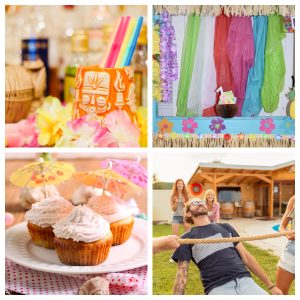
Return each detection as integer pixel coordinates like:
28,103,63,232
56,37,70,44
6,218,147,274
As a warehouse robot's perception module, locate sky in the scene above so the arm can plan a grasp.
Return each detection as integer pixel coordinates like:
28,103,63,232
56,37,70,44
153,151,295,182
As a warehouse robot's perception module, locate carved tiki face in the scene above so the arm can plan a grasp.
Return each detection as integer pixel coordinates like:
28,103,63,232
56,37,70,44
73,66,137,123
79,71,111,116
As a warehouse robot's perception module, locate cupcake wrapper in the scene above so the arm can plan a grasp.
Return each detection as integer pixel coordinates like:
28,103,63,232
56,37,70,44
27,222,55,249
110,218,134,245
54,233,113,266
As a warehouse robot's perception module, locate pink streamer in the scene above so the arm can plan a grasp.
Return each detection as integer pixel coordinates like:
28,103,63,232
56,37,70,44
227,16,254,116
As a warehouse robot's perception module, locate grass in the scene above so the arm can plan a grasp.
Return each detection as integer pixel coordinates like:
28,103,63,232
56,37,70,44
153,224,295,295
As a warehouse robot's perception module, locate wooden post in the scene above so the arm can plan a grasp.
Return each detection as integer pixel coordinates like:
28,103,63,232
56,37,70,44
213,175,217,193
268,180,274,218
279,181,282,216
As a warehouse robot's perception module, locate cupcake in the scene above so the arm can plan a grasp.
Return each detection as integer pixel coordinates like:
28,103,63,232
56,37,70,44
20,185,60,209
88,192,134,245
25,196,73,249
53,205,113,266
71,185,103,206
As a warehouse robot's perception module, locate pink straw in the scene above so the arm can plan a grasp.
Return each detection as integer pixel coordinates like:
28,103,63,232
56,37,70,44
104,17,125,68
105,16,130,68
100,17,121,67
109,16,131,68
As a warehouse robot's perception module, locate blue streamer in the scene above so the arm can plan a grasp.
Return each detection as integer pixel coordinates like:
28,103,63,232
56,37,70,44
242,16,268,117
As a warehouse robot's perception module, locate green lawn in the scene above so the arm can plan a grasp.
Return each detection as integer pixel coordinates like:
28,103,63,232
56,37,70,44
153,224,295,295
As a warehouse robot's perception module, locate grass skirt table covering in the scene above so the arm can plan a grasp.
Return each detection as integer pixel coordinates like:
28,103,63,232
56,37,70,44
154,103,295,148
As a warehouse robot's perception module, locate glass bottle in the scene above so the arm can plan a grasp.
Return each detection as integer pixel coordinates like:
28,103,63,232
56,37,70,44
64,30,89,103
132,24,147,107
5,6,23,65
82,6,109,65
21,6,49,94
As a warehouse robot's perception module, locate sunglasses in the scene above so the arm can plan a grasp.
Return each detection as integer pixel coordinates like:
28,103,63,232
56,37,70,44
190,200,206,207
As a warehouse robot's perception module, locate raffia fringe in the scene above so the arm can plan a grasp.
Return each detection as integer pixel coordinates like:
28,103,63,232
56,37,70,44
5,88,34,102
154,5,295,17
153,135,295,148
178,230,295,244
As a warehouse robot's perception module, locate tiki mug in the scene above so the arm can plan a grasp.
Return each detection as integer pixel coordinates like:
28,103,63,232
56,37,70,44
72,66,137,123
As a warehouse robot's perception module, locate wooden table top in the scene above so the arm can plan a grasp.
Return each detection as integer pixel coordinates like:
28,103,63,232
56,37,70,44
6,158,147,226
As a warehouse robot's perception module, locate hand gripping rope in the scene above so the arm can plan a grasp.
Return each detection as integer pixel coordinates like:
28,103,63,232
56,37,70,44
178,230,295,244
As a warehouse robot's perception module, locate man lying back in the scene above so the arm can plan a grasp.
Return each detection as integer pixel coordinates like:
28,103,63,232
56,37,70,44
172,198,282,295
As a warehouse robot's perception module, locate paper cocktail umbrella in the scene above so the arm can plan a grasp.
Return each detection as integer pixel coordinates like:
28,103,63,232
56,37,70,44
73,167,141,197
100,157,147,188
10,158,75,197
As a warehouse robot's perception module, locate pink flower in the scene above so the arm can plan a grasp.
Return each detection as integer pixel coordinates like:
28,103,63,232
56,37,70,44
68,116,99,132
6,116,39,147
5,212,14,228
56,111,140,147
182,118,198,133
94,127,110,144
57,116,107,147
97,110,140,147
259,118,275,134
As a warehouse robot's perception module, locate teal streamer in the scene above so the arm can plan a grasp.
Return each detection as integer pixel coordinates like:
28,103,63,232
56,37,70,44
242,16,268,117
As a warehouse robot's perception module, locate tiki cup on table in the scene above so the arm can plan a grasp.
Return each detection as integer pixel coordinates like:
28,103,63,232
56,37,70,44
72,66,137,122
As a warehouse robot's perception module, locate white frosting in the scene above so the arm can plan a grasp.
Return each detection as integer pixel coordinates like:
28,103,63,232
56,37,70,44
71,185,103,206
87,193,132,224
53,205,110,243
25,196,73,228
20,185,60,210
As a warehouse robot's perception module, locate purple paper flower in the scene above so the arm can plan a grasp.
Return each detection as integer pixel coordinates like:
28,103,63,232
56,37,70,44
209,118,226,134
182,118,198,133
160,10,178,103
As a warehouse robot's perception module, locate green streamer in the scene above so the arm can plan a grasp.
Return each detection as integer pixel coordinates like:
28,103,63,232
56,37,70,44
176,14,201,117
261,14,286,113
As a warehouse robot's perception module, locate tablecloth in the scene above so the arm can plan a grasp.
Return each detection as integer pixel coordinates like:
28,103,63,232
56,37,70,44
5,258,147,295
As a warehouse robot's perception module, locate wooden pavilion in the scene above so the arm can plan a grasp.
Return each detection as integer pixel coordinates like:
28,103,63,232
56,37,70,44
188,161,295,218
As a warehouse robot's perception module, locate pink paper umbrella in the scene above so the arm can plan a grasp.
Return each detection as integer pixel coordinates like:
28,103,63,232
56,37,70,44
100,157,147,188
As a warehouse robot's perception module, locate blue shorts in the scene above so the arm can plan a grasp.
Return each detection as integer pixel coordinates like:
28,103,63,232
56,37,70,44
208,277,268,295
278,240,295,274
172,215,184,224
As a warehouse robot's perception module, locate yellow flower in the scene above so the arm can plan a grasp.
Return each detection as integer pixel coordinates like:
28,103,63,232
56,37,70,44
136,106,148,147
153,25,160,55
153,60,162,101
248,134,257,141
36,97,72,146
170,132,178,139
153,24,162,101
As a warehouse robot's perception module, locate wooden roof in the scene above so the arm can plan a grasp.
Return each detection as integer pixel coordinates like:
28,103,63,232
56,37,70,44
195,161,295,171
188,161,295,185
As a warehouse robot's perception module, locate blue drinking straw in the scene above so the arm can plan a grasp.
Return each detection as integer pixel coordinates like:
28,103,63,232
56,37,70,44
122,16,143,66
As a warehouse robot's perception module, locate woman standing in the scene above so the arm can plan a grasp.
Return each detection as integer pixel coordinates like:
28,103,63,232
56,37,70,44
276,195,295,294
170,179,190,235
204,189,220,223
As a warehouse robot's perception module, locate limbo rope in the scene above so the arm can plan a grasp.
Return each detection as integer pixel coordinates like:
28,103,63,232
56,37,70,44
178,230,295,244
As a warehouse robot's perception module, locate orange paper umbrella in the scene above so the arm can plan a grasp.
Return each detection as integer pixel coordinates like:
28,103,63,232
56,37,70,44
10,158,75,197
73,168,141,196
